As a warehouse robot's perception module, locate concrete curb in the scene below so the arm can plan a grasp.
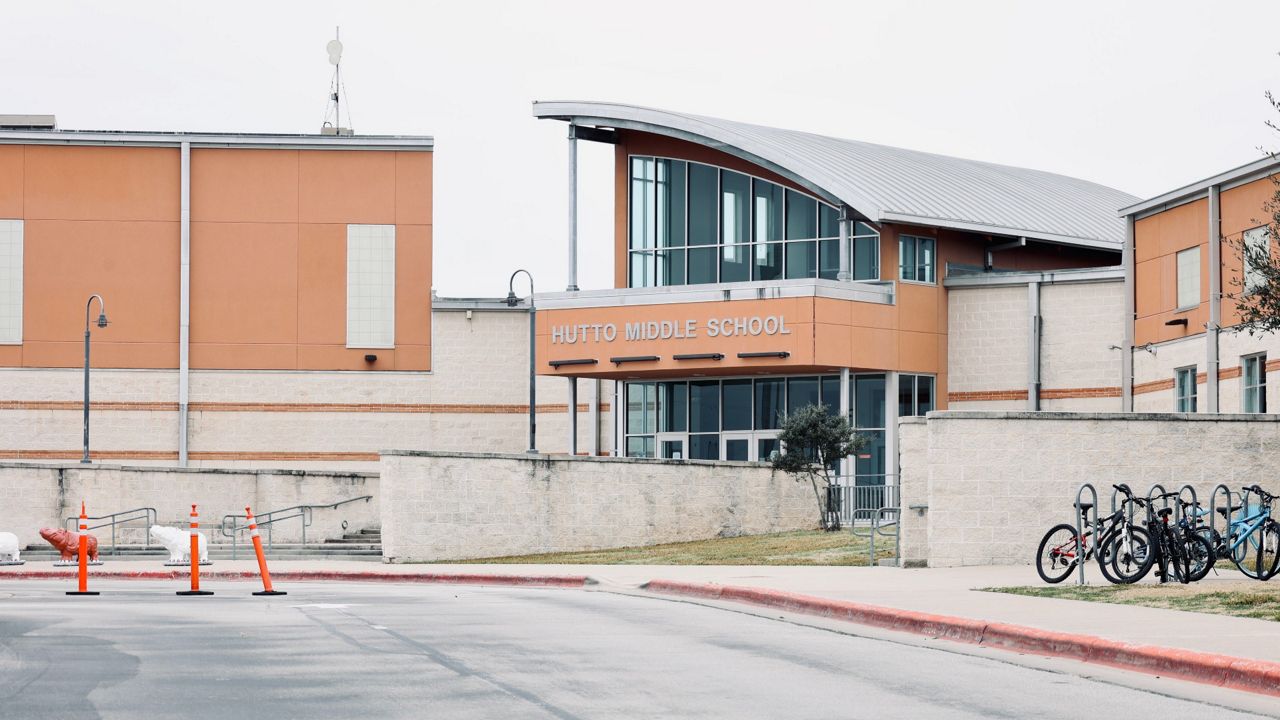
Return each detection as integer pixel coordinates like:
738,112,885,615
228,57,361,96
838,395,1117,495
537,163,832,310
0,569,593,588
642,579,1280,699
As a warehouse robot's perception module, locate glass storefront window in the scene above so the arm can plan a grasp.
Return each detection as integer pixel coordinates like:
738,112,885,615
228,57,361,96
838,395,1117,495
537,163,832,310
688,163,717,247
630,158,655,251
754,180,783,243
820,376,841,412
722,379,753,431
656,159,686,249
854,374,886,429
690,380,720,433
785,240,816,279
689,433,719,460
755,378,785,430
688,246,717,284
787,377,820,414
658,381,688,432
785,190,816,240
753,241,783,281
898,374,936,417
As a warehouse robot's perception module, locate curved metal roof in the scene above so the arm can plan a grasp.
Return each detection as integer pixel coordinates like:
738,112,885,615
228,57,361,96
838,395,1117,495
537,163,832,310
534,101,1136,250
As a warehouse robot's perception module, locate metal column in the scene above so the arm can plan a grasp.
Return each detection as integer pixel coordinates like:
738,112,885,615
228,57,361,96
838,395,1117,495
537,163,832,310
838,368,851,477
885,372,900,484
566,123,579,292
1028,281,1041,411
1207,185,1222,413
568,378,578,455
179,141,191,466
589,379,601,456
1121,216,1135,412
837,206,852,281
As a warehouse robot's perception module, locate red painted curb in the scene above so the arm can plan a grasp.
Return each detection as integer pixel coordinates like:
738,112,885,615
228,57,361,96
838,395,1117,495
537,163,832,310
0,569,591,588
642,579,1280,699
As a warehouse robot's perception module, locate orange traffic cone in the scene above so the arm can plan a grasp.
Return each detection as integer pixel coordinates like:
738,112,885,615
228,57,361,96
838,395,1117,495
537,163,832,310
66,501,99,596
176,504,213,596
246,506,285,596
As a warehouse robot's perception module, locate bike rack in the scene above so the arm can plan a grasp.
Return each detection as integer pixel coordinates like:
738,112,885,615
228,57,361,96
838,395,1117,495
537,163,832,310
1111,483,1137,527
1209,483,1233,553
1146,483,1169,514
1074,483,1099,586
1177,484,1200,529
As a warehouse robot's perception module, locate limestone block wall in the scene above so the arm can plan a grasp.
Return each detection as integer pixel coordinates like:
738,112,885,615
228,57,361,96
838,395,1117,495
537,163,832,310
0,463,378,551
0,308,616,468
946,285,1027,409
1133,330,1280,414
1039,281,1124,410
900,411,1280,567
896,417,928,567
380,451,816,562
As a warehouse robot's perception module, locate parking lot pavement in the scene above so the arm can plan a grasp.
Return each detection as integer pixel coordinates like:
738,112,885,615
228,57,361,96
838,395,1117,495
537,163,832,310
0,580,1268,719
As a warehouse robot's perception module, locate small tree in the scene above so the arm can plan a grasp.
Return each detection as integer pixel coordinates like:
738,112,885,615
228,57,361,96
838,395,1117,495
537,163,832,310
1229,87,1280,333
771,404,867,531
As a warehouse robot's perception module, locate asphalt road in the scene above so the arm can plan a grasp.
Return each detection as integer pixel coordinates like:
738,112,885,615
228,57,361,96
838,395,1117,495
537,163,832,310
0,581,1268,719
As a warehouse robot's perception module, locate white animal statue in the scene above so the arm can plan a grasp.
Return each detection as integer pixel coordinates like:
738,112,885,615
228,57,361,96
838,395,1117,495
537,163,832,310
0,532,19,563
150,525,208,563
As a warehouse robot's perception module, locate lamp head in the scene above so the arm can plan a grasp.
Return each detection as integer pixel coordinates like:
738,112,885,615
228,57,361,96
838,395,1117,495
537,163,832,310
96,313,108,329
505,291,518,307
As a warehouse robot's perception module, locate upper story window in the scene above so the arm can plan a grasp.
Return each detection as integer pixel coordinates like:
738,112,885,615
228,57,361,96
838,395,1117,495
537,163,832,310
1244,226,1270,294
0,220,21,344
1175,246,1200,310
346,224,396,349
898,235,936,284
898,373,935,416
1175,366,1198,412
628,156,878,288
1243,353,1267,413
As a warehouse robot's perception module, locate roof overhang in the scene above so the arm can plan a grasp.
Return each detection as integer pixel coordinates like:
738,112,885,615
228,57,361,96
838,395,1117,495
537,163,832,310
0,129,433,151
1119,155,1280,219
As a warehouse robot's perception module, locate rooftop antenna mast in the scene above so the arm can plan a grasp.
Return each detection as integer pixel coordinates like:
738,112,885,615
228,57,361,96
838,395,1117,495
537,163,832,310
322,27,351,135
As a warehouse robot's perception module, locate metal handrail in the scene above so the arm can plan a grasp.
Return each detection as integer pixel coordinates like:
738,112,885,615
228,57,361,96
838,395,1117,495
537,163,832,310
219,495,372,559
63,506,157,554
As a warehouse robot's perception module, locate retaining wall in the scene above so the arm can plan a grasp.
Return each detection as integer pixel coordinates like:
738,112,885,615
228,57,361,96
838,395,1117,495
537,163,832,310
899,411,1280,567
0,463,378,551
380,451,816,562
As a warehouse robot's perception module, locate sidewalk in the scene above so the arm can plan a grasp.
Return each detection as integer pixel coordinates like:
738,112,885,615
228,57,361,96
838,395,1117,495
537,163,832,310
3,560,1278,665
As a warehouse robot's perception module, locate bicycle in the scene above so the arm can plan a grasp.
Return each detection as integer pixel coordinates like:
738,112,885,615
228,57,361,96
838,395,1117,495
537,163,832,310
1202,485,1280,581
1034,485,1151,584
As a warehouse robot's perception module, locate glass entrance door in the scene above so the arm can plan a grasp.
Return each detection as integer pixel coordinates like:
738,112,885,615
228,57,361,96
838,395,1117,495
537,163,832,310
656,433,686,460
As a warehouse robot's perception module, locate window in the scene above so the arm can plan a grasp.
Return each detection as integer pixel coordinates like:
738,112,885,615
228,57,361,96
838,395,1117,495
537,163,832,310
627,156,875,288
346,224,396,349
851,374,887,480
899,235,936,283
1244,226,1270,294
1176,246,1200,310
898,374,935,417
0,220,21,344
1243,354,1267,413
1174,366,1198,412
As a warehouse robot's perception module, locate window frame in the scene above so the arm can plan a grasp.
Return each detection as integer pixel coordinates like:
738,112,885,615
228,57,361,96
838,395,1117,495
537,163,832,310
1174,366,1198,413
898,234,937,285
626,155,875,288
896,373,936,417
0,219,22,345
1243,226,1270,295
1175,245,1201,311
1242,353,1267,414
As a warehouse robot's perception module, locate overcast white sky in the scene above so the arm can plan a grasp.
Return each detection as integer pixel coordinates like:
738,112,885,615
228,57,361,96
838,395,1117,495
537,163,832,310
4,1,1280,296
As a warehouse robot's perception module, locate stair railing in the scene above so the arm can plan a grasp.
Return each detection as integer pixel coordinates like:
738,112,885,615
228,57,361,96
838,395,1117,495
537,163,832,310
218,496,373,560
63,507,158,556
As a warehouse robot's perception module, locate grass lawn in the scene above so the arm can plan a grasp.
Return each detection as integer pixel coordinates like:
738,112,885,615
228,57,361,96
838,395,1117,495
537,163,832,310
444,529,895,566
984,582,1280,622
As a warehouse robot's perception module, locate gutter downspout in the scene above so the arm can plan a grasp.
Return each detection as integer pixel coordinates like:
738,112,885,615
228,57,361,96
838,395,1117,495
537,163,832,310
1207,185,1222,413
1028,281,1042,411
1121,216,1135,412
178,141,191,466
566,123,579,292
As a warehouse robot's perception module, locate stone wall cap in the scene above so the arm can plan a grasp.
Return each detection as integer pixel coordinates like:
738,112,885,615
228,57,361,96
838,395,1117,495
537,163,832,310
927,410,1280,422
381,449,770,469
0,461,376,478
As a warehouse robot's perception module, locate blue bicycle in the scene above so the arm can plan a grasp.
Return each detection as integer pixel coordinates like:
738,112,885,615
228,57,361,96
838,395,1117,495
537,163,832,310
1203,485,1280,581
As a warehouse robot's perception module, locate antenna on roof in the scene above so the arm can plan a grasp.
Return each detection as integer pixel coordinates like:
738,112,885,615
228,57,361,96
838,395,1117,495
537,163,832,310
321,27,352,136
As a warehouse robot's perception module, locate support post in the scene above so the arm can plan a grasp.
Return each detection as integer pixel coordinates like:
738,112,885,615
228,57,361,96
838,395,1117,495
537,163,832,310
566,123,579,292
885,371,900,486
568,377,578,456
179,141,191,465
837,206,852,281
528,305,537,453
589,379,601,456
1028,281,1042,411
1121,216,1136,412
1208,185,1221,413
839,368,851,479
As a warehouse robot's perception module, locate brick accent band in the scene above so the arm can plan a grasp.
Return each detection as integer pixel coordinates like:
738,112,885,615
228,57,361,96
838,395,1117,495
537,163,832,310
0,401,608,414
947,389,1029,402
1132,378,1175,395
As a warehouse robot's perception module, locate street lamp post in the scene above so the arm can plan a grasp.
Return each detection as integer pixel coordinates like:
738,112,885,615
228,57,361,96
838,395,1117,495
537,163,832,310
505,270,537,454
82,295,109,464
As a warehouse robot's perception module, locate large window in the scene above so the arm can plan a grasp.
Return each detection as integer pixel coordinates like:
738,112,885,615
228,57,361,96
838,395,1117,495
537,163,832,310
0,220,21,344
851,374,887,481
628,156,879,288
1244,226,1270,294
1176,246,1200,310
898,374,935,417
1175,366,1198,413
624,375,840,460
899,235,936,283
1243,354,1267,413
346,224,396,349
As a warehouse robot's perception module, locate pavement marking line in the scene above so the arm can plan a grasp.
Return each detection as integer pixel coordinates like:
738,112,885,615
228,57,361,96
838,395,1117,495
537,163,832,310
291,601,586,720
642,578,1280,701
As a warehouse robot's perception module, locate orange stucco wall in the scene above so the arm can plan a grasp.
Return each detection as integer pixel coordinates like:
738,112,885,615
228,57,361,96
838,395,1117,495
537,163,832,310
0,143,432,371
1133,198,1209,346
1220,175,1277,328
546,129,1120,409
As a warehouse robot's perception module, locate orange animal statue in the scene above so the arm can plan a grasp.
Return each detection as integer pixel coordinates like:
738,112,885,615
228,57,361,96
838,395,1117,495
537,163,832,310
39,527,99,562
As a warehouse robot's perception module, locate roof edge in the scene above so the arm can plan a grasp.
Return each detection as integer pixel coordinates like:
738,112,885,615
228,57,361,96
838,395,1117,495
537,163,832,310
1120,154,1279,218
0,128,434,151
